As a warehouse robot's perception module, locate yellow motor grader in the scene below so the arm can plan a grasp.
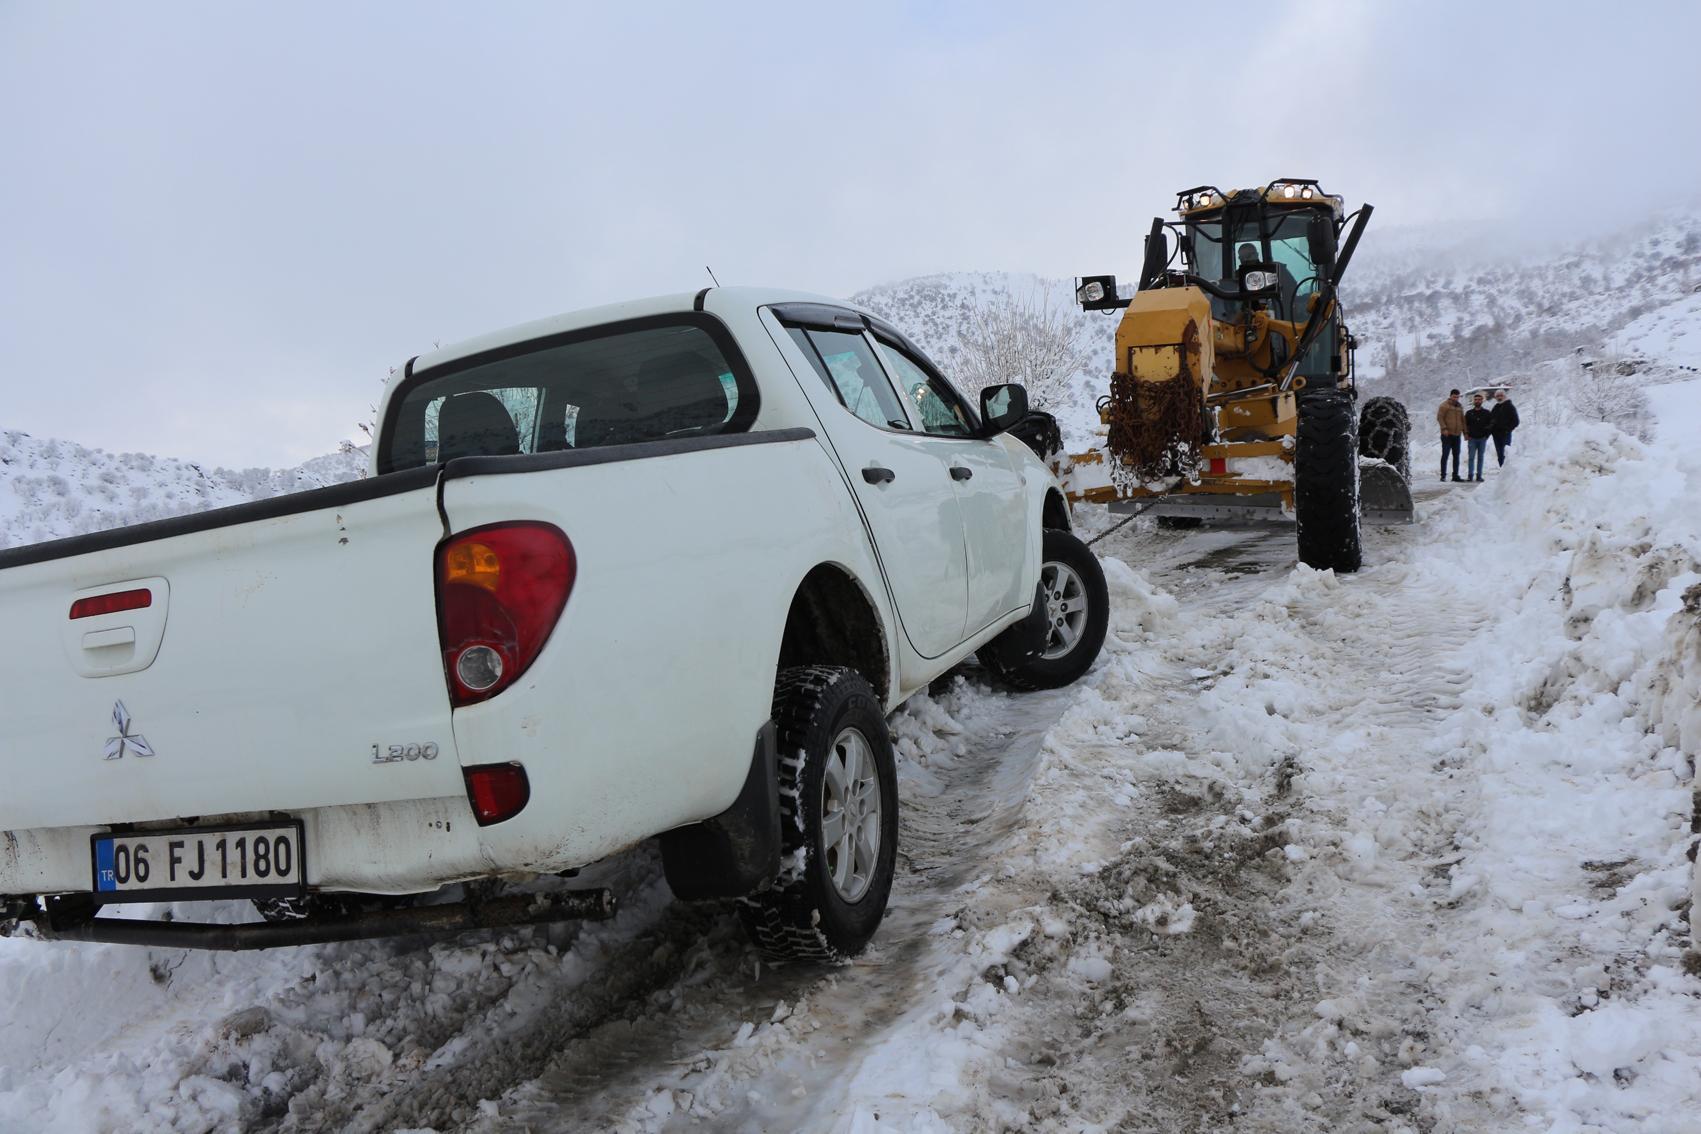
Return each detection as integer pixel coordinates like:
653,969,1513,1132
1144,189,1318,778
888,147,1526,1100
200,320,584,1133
1057,178,1413,573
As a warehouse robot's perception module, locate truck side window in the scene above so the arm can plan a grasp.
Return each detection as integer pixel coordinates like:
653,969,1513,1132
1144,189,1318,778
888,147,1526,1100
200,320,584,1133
786,327,914,431
874,340,975,437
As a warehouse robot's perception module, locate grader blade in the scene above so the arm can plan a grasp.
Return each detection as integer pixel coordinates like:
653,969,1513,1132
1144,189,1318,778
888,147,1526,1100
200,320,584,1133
1359,461,1415,525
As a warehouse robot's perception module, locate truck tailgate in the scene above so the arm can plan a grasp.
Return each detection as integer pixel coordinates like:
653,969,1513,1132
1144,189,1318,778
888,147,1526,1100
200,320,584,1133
0,472,466,831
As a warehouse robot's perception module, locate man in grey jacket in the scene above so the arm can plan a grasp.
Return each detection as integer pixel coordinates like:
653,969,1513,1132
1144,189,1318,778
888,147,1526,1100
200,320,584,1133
1490,390,1520,466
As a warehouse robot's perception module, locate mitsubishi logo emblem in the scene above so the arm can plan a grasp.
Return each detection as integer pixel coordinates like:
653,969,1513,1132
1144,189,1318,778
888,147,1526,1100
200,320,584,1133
104,700,154,760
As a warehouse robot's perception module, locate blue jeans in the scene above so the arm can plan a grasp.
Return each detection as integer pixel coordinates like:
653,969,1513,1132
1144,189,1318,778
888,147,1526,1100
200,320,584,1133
1440,435,1461,478
1467,437,1488,479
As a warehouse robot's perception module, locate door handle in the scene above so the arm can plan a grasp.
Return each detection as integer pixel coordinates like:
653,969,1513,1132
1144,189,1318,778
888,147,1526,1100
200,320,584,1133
950,466,973,481
862,466,896,485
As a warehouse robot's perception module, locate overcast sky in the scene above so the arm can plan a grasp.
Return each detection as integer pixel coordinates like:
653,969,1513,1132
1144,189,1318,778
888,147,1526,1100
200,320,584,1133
4,1,1699,467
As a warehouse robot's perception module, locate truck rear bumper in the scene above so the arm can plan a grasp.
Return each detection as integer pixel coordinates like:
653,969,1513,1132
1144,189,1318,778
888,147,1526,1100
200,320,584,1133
1,795,493,900
10,887,617,951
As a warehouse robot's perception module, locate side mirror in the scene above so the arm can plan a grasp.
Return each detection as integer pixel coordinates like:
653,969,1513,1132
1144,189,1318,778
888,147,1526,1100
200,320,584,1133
1307,215,1336,281
979,383,1029,435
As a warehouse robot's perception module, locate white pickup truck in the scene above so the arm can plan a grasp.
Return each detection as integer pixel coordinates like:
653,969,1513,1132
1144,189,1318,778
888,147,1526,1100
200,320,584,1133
0,287,1108,959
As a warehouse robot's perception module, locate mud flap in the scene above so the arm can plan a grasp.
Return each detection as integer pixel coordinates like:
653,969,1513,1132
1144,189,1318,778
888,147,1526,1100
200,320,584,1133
659,722,781,900
1359,461,1415,525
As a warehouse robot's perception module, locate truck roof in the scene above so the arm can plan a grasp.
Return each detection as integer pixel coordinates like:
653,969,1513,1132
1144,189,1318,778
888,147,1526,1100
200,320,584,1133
409,286,856,375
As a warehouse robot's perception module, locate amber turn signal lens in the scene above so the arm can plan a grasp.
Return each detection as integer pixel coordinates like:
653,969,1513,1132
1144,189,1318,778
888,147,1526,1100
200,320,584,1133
442,541,502,591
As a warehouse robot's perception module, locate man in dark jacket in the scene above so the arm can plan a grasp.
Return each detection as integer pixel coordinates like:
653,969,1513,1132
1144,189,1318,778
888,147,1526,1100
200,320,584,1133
1490,390,1520,466
1464,393,1494,481
1436,390,1466,481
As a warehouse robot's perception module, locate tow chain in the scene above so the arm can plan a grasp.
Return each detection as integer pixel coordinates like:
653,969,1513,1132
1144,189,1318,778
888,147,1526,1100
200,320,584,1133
1086,498,1160,548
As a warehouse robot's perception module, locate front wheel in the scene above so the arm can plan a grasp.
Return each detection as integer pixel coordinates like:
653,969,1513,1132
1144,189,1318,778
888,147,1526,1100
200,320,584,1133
1295,387,1363,573
738,666,898,961
979,528,1109,690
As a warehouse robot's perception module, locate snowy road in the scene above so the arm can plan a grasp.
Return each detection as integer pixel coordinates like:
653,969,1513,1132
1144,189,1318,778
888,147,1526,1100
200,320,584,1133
5,430,1701,1132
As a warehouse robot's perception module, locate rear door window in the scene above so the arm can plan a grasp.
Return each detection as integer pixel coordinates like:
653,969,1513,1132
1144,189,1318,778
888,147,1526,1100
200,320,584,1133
785,327,915,432
380,318,757,472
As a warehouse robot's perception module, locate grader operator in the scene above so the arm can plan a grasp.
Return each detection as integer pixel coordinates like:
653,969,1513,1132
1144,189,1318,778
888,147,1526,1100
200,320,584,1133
1059,178,1413,573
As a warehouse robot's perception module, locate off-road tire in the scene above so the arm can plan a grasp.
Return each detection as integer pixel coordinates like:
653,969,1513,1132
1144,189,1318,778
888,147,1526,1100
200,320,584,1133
1358,395,1411,482
1296,387,1363,573
979,528,1110,691
737,666,898,962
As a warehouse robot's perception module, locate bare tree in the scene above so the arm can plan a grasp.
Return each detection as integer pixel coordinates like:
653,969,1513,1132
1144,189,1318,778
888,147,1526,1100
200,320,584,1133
956,288,1090,410
1566,354,1653,441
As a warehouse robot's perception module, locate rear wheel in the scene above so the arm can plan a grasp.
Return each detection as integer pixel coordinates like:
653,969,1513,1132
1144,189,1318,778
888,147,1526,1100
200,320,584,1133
979,528,1109,690
738,666,898,961
1296,387,1363,573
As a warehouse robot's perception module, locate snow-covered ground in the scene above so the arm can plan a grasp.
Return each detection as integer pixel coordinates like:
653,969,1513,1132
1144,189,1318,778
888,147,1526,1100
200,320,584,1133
4,384,1701,1130
1612,293,1701,376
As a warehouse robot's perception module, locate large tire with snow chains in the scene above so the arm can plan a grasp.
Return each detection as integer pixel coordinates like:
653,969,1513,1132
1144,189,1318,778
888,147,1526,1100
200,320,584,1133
1296,387,1363,573
738,666,898,962
979,528,1109,690
1358,395,1411,482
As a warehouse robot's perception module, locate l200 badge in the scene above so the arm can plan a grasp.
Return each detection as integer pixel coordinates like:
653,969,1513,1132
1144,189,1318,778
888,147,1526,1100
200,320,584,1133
372,743,440,764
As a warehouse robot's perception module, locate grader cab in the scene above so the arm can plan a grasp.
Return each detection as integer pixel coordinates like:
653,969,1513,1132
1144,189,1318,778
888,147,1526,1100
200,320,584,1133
1058,179,1413,573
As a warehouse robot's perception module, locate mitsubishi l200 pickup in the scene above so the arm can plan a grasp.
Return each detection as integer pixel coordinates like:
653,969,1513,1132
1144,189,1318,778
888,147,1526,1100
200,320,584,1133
0,287,1108,959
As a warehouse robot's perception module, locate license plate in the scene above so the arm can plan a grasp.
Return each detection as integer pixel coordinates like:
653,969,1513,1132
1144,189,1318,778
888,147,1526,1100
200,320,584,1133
90,823,304,904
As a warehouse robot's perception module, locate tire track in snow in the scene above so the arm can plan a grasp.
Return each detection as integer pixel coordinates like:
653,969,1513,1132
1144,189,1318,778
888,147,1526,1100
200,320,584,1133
878,500,1512,1132
472,683,1079,1130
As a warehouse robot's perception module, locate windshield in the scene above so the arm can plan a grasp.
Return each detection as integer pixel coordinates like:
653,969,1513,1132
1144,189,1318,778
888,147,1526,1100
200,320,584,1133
379,319,758,473
1253,210,1325,321
1186,206,1335,374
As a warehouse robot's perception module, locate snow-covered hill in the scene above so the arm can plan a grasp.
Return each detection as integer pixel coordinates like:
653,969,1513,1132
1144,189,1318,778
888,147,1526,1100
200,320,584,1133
0,432,367,551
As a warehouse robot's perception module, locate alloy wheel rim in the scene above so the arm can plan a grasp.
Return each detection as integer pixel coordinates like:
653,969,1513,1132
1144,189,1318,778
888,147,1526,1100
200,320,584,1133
820,726,882,902
1040,561,1088,660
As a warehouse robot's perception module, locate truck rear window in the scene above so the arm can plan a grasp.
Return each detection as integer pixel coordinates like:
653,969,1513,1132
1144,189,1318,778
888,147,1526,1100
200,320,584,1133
379,318,758,472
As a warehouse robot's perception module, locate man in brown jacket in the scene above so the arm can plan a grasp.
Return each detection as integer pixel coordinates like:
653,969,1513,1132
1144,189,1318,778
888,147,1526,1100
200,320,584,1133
1436,389,1466,482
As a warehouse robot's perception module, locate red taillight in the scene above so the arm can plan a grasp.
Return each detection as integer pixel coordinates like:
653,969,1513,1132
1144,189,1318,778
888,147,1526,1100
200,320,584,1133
435,522,574,707
464,762,531,826
70,588,152,620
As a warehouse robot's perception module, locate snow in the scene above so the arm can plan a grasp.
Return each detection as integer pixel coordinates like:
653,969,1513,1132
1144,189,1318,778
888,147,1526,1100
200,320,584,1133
1612,291,1701,373
1225,455,1293,482
1649,375,1701,441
